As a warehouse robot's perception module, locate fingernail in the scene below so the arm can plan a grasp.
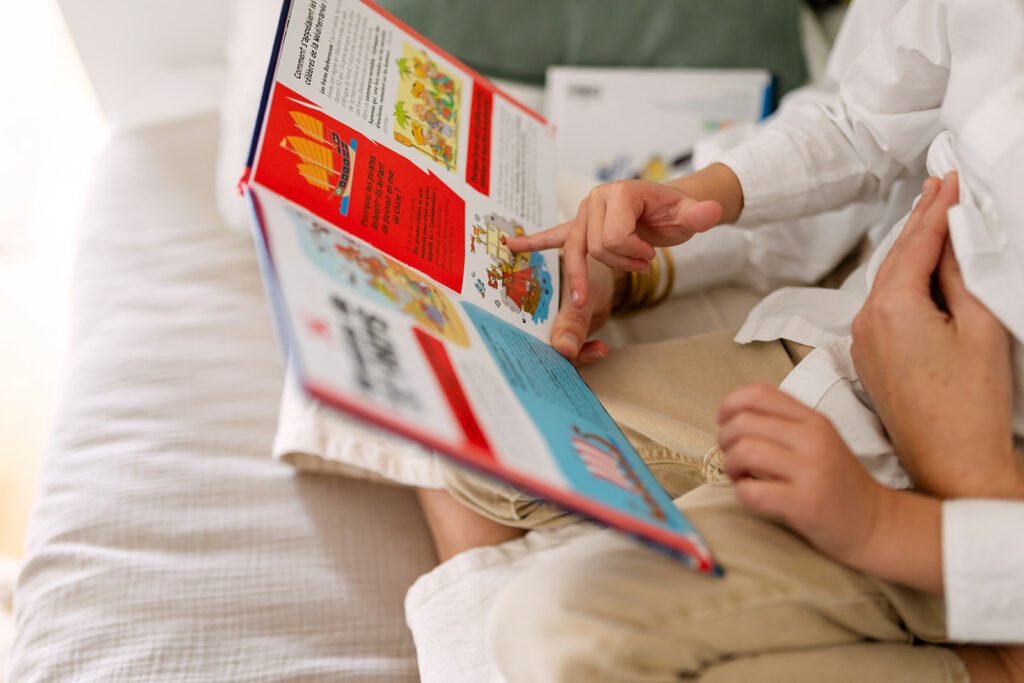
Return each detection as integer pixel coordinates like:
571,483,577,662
944,171,957,184
922,178,938,195
571,289,581,305
561,332,580,352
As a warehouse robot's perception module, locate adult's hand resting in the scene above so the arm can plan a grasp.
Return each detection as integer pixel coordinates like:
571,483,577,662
851,173,1019,498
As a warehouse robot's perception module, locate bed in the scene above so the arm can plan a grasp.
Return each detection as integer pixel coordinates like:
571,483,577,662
6,1,842,680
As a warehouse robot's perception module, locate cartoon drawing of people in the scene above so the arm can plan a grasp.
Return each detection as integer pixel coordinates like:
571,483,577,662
414,103,454,138
411,81,453,120
413,51,455,96
474,213,553,324
394,45,461,172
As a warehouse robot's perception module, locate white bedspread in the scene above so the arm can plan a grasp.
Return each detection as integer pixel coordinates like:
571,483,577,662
7,114,438,682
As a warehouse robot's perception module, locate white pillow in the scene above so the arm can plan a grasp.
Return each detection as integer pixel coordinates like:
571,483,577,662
216,0,283,234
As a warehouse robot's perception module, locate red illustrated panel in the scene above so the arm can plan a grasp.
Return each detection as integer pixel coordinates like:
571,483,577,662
466,82,493,195
255,83,466,291
414,327,494,460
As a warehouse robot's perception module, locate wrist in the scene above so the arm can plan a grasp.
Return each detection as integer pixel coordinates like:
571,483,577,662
667,163,744,225
847,488,944,594
838,483,894,572
923,447,1024,500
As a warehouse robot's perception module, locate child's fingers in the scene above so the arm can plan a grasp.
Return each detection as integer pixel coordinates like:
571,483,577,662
550,285,594,360
733,478,794,522
562,210,591,308
717,383,811,426
718,410,801,452
676,198,723,234
603,200,657,261
573,340,609,366
506,222,571,253
587,196,651,272
723,437,799,482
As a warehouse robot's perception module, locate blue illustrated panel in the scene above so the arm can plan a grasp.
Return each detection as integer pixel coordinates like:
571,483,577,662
461,301,700,538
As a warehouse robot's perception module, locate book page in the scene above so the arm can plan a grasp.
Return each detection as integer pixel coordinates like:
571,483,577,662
252,0,559,338
244,0,719,572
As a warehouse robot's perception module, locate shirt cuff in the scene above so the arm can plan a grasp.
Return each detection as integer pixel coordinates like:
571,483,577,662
714,128,814,227
943,499,1024,642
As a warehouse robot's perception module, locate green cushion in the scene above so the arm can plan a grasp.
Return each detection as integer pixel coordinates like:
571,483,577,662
378,0,808,101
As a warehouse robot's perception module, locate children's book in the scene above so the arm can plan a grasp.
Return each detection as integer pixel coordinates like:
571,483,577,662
241,0,720,573
547,66,773,184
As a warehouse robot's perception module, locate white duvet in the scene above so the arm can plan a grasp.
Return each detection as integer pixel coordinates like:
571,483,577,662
7,114,437,682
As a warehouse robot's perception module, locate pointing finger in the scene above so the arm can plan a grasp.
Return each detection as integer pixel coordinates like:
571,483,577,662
506,222,571,253
562,208,591,308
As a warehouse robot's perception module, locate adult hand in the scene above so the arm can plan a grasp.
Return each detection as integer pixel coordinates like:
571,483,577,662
507,164,743,308
851,173,1020,499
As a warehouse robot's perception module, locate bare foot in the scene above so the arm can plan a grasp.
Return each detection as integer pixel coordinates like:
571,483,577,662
954,646,1024,682
416,488,526,563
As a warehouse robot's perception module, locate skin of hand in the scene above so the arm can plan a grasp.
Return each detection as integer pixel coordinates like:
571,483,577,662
850,173,1021,499
718,384,943,593
549,256,621,365
506,163,743,309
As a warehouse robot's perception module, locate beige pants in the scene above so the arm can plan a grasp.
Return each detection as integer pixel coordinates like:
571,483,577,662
442,329,806,528
446,330,965,681
487,482,965,682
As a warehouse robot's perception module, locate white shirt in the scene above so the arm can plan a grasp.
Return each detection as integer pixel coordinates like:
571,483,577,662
668,0,916,299
714,0,1024,643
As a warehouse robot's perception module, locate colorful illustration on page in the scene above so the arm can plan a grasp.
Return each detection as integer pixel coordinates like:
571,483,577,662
570,426,663,520
292,209,470,347
468,212,553,325
280,109,358,216
392,44,461,172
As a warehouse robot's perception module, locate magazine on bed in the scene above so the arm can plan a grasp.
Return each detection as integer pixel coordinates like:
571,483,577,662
241,0,720,574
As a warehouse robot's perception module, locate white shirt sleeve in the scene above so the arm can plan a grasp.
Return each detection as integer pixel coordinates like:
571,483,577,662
941,6,1024,642
663,0,914,297
943,499,1024,642
718,0,952,227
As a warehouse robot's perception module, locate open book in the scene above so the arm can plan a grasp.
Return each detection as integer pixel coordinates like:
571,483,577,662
241,0,719,573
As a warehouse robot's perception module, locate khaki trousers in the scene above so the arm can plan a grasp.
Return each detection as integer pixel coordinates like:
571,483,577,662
487,483,965,682
445,330,966,682
442,329,806,527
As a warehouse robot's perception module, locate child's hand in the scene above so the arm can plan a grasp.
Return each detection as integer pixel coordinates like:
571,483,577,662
549,256,619,365
717,384,889,568
506,174,728,308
